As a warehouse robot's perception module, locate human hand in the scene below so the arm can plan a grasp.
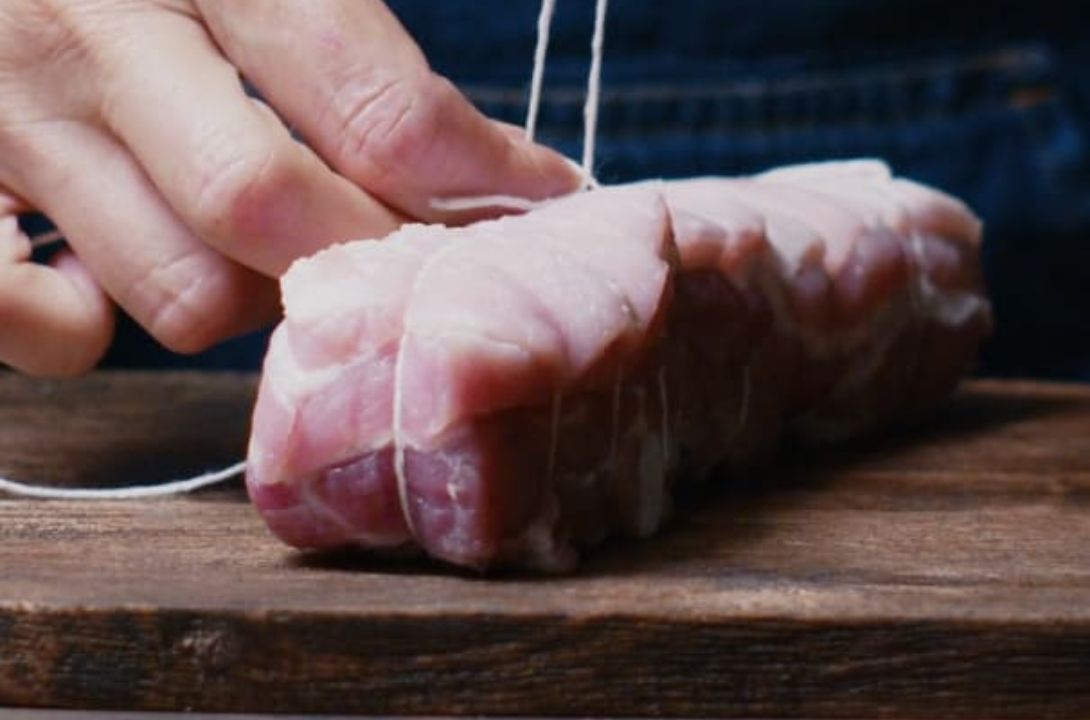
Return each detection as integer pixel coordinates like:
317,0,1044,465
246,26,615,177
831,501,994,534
0,0,579,376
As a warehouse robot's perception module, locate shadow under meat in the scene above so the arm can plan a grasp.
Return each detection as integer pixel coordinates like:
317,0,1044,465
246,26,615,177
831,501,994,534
581,381,1090,578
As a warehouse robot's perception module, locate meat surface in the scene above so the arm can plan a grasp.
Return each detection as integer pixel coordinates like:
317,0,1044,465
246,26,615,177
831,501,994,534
246,161,991,571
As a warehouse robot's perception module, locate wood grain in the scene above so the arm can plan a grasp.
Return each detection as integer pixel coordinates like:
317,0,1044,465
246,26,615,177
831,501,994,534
1,372,1089,717
2,713,359,720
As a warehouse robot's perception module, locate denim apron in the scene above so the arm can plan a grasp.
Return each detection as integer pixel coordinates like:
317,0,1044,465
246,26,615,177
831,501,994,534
98,0,1090,380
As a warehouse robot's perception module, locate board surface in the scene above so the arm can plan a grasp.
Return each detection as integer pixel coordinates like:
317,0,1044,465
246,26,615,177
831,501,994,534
1,372,1089,717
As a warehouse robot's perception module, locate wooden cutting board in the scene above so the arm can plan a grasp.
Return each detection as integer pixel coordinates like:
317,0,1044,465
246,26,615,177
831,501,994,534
0,372,1088,718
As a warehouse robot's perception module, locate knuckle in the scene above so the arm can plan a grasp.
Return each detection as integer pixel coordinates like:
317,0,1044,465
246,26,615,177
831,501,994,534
335,71,452,182
0,3,104,154
33,0,129,84
190,139,296,243
127,252,228,355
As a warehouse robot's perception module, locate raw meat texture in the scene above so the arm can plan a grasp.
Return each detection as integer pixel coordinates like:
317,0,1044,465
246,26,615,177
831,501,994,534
246,160,991,571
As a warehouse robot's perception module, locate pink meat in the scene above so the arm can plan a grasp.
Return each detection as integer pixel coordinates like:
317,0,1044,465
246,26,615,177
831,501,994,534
246,161,991,571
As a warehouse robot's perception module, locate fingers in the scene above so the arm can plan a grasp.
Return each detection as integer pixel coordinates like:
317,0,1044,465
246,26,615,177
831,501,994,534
94,10,403,277
0,190,28,216
0,246,115,378
195,0,581,224
18,121,281,356
0,191,112,377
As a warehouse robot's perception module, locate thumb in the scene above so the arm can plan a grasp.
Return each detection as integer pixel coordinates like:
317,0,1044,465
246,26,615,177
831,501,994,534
0,236,115,377
0,193,114,377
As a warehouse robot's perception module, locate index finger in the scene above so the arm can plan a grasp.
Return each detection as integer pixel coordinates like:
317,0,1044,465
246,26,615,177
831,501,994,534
89,8,404,278
196,0,581,224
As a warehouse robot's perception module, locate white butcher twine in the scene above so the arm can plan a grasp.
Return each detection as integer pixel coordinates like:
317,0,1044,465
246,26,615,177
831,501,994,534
29,229,64,250
431,0,608,209
0,0,613,501
524,0,557,144
0,463,247,500
526,0,608,178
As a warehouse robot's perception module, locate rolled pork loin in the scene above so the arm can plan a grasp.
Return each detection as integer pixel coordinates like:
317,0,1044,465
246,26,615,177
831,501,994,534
245,160,992,572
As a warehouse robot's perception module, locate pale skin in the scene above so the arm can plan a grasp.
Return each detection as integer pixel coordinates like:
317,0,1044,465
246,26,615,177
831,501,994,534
0,0,580,377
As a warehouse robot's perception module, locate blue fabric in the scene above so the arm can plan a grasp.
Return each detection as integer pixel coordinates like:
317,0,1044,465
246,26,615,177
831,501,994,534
99,0,1090,380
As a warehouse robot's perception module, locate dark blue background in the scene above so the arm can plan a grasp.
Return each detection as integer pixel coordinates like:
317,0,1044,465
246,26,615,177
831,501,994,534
99,1,1090,380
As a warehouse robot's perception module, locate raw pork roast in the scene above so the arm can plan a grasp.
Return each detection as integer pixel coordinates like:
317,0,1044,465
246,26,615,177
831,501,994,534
246,161,991,571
